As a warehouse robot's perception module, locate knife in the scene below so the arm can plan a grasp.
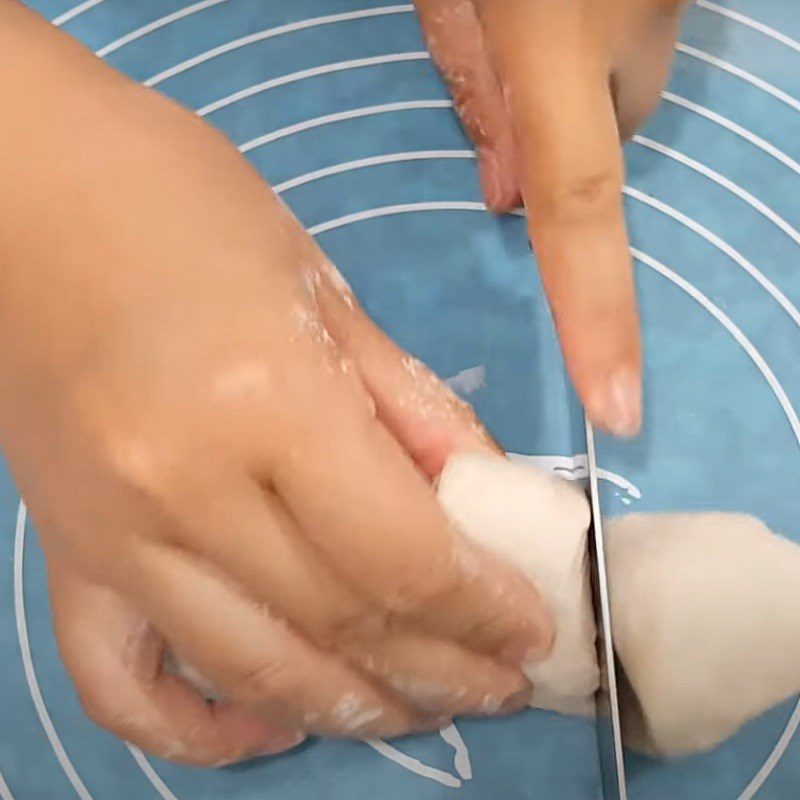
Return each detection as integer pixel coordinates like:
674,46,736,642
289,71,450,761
584,414,628,800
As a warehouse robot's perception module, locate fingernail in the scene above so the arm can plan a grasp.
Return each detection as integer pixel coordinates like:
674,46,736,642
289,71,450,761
592,369,641,438
254,731,306,758
500,624,554,666
478,148,503,211
498,688,532,716
480,685,530,717
500,642,538,667
415,714,453,734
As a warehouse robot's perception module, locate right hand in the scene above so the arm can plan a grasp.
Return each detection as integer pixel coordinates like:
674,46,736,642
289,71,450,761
0,2,553,766
414,0,689,436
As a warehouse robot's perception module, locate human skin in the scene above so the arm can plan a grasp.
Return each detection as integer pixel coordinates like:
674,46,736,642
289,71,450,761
0,1,553,766
0,0,685,767
413,0,690,436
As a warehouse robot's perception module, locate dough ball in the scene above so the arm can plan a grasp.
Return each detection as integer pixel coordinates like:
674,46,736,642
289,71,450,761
437,452,599,716
607,512,800,756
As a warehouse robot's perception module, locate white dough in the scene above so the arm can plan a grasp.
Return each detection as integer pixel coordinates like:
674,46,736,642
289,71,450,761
437,453,800,757
607,512,800,756
437,452,600,717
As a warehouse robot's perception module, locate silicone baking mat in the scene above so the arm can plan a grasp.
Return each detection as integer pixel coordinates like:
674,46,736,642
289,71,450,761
1,1,799,798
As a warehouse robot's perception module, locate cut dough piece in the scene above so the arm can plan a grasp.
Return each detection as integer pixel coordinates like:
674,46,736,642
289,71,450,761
437,453,800,757
607,512,800,757
437,452,600,717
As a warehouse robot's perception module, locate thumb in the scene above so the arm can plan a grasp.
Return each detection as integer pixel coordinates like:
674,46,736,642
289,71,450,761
48,561,303,767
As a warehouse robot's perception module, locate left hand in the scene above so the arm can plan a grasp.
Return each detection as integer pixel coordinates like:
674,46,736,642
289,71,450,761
413,0,688,436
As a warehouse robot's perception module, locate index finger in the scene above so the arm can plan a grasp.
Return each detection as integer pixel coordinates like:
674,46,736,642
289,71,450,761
476,1,642,437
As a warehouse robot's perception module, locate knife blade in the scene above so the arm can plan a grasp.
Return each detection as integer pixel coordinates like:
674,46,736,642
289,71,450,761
584,414,628,800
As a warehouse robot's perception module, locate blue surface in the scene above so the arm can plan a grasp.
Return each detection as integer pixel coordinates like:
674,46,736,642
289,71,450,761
1,1,799,798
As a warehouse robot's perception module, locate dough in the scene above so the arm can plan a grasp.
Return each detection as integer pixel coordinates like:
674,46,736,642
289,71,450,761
437,452,600,717
607,512,800,756
437,452,800,757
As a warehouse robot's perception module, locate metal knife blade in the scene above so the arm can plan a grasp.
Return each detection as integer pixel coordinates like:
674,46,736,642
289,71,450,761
584,414,628,800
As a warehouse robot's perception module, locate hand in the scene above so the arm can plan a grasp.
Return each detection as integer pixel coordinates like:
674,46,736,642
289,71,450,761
0,3,553,766
414,0,689,436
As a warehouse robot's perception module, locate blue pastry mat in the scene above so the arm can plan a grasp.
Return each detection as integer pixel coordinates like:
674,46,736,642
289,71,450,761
1,1,799,798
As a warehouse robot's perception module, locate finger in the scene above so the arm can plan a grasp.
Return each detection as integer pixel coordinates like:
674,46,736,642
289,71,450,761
346,631,531,717
475,1,642,436
611,5,683,140
48,564,302,766
122,540,420,739
166,479,531,719
413,0,520,211
315,263,501,477
268,325,554,665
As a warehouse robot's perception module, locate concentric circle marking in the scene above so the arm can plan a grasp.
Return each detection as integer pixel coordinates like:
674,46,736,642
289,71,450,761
696,1,800,56
302,200,800,799
274,144,800,332
96,0,235,57
14,2,800,798
13,503,95,800
11,204,800,800
125,745,179,800
660,91,800,178
238,100,453,152
52,0,107,27
676,43,800,114
143,6,416,87
197,52,430,117
0,769,15,800
631,135,800,249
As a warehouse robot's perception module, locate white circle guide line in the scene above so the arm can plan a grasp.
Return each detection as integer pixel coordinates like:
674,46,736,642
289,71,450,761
277,137,800,258
238,100,452,152
52,0,106,27
302,199,800,800
0,769,14,800
11,199,800,799
14,503,95,800
23,5,800,797
622,186,800,332
676,43,800,114
238,87,800,183
276,147,800,335
96,0,233,57
696,0,800,57
143,6,415,87
197,52,430,117
658,92,800,179
126,745,179,800
274,150,475,194
632,134,800,248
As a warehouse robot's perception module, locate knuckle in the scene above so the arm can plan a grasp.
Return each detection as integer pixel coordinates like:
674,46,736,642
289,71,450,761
536,168,622,223
104,433,180,503
76,685,121,731
232,656,296,702
386,549,465,616
324,605,387,648
616,89,664,142
458,613,504,646
636,89,663,124
655,0,689,12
